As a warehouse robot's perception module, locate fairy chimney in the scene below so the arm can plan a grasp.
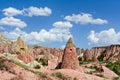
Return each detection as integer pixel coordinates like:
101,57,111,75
61,37,79,70
11,36,28,54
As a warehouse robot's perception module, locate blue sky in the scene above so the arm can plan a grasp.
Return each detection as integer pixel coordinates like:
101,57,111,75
0,0,120,49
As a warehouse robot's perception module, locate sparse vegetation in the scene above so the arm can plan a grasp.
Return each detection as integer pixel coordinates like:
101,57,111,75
113,77,120,80
55,72,63,78
51,72,67,79
78,56,82,61
31,70,47,78
106,61,120,76
13,60,29,69
95,74,106,78
39,72,47,78
36,58,48,66
79,60,93,65
0,60,5,69
34,65,41,69
97,50,106,61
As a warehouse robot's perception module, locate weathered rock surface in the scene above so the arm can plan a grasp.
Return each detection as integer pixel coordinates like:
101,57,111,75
83,45,120,62
103,44,120,62
11,36,28,54
0,34,11,53
0,34,11,44
102,66,119,79
0,56,40,80
82,49,93,61
17,53,34,63
0,70,16,80
61,38,80,70
33,46,63,63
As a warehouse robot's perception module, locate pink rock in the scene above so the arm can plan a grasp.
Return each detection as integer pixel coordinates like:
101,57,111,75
83,49,93,61
61,38,80,70
102,66,119,79
17,53,34,63
0,70,16,80
0,56,40,80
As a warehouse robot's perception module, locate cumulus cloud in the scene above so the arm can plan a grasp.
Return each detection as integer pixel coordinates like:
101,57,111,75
2,6,52,17
23,6,52,17
53,21,72,28
88,28,120,46
0,17,27,28
3,21,72,45
3,7,23,17
65,13,108,25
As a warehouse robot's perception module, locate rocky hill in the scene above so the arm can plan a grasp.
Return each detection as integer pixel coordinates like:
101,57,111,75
0,34,119,80
82,44,120,62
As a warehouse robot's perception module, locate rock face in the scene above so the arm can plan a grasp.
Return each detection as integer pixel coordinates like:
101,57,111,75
61,38,79,70
102,66,119,79
0,34,11,53
0,56,40,80
11,36,28,54
83,45,120,62
33,46,63,63
17,53,34,63
82,49,93,61
103,44,120,62
0,34,11,44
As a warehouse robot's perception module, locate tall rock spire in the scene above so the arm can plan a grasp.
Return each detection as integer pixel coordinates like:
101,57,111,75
61,37,79,70
66,37,76,48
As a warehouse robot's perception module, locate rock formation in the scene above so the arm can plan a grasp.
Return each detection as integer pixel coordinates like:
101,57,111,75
103,44,120,62
0,34,11,53
17,53,34,63
11,36,28,54
33,46,63,63
82,44,120,62
61,38,79,70
82,49,93,61
0,56,40,80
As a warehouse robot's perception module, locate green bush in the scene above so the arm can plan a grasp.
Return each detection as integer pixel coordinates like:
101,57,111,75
39,72,47,78
79,60,93,65
0,61,5,69
97,50,106,61
78,56,82,61
106,61,120,76
55,72,63,78
34,65,41,69
36,58,48,66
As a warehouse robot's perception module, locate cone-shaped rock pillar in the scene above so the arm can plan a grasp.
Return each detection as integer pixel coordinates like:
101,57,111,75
61,37,79,70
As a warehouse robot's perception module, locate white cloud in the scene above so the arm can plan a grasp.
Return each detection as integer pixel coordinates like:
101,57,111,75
2,6,52,17
88,28,120,46
0,17,27,28
53,21,72,28
23,6,52,17
3,7,23,17
3,21,72,45
65,13,108,24
88,31,99,44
